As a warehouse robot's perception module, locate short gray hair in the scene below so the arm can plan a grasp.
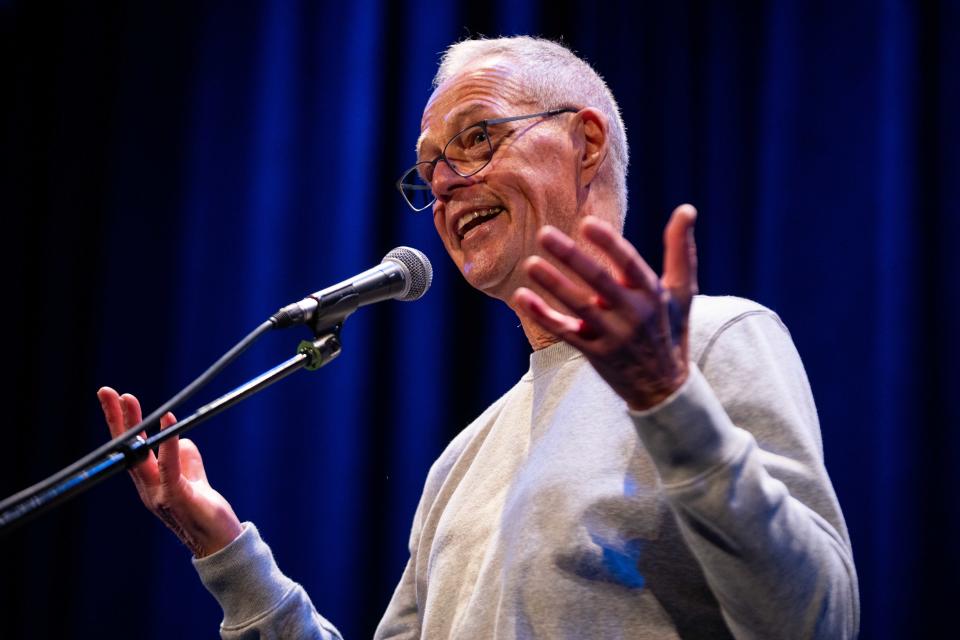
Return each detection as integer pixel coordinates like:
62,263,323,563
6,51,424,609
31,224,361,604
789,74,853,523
434,36,629,224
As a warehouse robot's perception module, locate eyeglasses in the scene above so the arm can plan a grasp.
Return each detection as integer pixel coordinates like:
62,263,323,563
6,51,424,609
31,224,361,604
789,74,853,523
396,108,577,212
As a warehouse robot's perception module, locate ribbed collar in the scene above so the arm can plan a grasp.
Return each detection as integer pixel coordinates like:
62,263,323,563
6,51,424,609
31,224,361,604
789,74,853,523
526,341,584,379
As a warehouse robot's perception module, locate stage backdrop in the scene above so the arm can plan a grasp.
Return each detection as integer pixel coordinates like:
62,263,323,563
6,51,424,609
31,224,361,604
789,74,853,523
1,2,956,638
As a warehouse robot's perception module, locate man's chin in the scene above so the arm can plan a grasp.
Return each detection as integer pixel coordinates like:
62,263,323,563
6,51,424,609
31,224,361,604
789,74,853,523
459,255,515,301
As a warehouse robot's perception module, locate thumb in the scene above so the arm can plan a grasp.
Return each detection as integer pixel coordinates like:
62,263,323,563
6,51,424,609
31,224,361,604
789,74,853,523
662,203,698,302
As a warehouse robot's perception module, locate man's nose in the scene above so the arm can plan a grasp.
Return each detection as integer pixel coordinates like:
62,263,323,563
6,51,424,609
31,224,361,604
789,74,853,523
431,160,473,200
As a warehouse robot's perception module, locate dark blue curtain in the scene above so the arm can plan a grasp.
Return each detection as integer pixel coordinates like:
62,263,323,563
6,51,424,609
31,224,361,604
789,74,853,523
1,2,956,638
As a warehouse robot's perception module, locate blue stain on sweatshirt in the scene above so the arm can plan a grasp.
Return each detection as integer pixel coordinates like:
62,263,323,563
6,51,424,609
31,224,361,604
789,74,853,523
554,530,647,589
592,533,646,589
623,474,639,497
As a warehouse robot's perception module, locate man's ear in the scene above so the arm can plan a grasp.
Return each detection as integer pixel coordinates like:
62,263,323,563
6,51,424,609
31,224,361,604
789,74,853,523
575,107,608,187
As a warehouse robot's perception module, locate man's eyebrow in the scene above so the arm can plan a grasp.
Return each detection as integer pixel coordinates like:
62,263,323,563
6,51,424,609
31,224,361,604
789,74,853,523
447,103,493,126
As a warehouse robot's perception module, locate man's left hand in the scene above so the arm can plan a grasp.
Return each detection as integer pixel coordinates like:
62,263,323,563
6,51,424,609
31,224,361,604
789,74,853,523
512,204,698,411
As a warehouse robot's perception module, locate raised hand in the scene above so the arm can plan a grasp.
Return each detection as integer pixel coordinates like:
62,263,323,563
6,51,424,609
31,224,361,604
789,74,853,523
512,204,698,411
98,387,243,557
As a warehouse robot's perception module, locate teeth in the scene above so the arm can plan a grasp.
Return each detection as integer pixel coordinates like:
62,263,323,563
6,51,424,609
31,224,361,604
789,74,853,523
457,207,502,235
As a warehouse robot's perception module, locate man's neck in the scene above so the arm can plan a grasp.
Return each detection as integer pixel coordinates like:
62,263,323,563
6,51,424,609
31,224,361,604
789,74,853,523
502,199,623,352
519,314,562,351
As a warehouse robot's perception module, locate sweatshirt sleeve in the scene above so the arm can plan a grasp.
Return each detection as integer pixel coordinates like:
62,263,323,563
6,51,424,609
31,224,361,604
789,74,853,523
373,500,423,639
193,522,344,640
630,309,860,640
373,431,456,639
373,405,500,639
373,555,421,638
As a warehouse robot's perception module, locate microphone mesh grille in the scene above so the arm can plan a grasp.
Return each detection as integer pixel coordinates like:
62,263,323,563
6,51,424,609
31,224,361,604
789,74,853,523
384,246,433,301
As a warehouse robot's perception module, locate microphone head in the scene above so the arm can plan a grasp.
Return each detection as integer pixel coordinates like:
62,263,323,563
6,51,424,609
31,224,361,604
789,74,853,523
383,246,433,301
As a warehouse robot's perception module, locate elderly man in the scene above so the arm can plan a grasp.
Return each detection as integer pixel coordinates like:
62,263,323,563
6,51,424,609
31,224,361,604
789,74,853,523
99,36,859,638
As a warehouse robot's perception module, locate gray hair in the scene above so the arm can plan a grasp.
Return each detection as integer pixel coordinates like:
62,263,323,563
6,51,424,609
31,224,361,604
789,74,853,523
434,36,629,224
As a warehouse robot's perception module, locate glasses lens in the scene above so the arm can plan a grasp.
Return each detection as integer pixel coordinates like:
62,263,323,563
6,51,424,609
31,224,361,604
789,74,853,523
445,124,493,176
399,165,435,211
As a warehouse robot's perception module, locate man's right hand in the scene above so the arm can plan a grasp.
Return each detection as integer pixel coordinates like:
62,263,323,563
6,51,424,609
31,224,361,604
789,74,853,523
98,387,243,558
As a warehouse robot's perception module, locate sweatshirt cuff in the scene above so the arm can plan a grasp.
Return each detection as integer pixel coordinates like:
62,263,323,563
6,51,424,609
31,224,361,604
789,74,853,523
629,363,749,487
193,522,297,627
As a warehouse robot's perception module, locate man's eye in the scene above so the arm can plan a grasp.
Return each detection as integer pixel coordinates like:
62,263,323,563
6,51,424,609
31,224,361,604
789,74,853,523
456,124,492,151
469,131,489,147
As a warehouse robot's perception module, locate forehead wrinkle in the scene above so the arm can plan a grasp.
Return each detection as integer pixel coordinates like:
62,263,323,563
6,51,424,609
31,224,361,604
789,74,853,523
418,62,532,159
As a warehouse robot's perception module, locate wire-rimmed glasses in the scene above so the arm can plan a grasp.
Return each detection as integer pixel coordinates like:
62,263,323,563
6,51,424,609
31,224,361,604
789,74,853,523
396,108,577,212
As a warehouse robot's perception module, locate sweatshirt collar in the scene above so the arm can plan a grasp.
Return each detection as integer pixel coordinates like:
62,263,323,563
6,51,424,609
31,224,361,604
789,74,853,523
526,341,583,379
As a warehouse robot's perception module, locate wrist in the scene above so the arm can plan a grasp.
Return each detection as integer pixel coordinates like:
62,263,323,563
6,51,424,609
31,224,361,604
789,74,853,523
157,502,243,559
626,369,689,412
199,515,243,558
193,507,243,558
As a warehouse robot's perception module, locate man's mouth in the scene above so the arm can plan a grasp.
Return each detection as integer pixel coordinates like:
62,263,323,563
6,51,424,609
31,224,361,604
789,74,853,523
456,207,504,239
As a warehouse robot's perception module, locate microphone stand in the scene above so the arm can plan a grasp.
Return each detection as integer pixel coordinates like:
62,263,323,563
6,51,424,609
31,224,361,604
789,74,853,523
0,331,342,536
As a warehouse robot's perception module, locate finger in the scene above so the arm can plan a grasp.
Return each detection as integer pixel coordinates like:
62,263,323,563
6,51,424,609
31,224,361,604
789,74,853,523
156,412,182,487
536,226,636,308
119,393,143,430
580,216,659,291
511,287,594,347
121,394,159,483
662,204,698,301
99,389,155,492
177,438,208,482
524,256,618,335
97,387,126,438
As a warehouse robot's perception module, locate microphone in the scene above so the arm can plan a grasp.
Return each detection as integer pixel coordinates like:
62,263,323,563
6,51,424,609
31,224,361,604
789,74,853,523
271,246,433,331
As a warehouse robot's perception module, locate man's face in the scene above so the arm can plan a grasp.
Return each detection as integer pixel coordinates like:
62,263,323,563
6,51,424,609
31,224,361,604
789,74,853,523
419,61,581,300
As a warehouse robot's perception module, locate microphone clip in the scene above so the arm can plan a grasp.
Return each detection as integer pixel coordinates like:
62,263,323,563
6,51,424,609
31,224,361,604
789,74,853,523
297,329,342,371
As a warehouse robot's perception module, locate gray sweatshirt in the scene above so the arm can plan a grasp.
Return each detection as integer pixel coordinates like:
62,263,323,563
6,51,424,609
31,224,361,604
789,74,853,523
194,295,860,639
